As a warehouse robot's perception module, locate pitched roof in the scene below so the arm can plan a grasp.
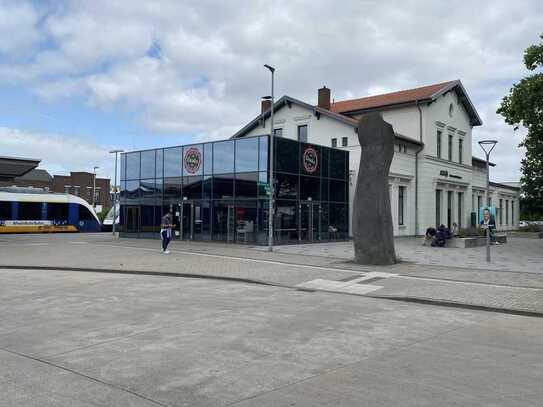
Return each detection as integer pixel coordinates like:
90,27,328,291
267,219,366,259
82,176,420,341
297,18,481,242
231,95,422,146
330,80,482,126
16,169,53,182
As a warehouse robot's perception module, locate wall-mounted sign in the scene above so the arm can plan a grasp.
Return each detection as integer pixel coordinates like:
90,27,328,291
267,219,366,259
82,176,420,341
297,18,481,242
184,147,202,174
303,147,319,174
439,170,462,180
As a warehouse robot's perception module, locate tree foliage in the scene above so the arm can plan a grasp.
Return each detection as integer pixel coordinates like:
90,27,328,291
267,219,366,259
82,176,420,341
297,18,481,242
497,34,543,218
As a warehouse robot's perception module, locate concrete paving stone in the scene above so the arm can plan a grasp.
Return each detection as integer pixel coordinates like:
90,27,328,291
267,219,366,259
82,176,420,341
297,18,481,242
2,268,516,407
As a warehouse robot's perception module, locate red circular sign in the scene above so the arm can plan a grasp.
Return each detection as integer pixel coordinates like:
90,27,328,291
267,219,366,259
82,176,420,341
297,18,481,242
184,147,202,174
303,147,318,174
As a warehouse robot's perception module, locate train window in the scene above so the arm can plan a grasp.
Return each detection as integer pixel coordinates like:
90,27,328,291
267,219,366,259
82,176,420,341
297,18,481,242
47,203,69,221
18,202,43,220
78,205,96,221
0,201,11,220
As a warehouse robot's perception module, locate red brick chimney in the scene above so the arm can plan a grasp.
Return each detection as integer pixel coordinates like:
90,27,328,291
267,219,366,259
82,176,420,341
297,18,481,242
318,86,331,110
261,99,272,114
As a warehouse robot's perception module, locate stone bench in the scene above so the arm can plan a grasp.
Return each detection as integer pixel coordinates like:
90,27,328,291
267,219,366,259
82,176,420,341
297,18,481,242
507,231,543,239
447,235,507,248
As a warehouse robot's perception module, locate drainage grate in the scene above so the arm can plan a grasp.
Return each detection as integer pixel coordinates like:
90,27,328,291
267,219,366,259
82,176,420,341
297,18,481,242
358,277,385,285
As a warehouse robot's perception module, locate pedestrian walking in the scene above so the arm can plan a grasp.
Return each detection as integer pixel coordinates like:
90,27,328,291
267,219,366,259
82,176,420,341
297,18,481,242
160,210,173,254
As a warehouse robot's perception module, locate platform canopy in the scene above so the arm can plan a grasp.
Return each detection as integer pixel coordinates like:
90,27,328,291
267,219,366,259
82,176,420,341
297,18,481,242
0,156,41,181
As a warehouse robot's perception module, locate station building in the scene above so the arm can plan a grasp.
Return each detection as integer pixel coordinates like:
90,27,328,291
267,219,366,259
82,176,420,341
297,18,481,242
119,135,349,243
119,79,520,243
233,80,520,236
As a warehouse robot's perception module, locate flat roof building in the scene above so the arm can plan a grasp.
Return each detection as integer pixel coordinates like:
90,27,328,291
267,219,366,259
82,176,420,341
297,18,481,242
119,135,349,244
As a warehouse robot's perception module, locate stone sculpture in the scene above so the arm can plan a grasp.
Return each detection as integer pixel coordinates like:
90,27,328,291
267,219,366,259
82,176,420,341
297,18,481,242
353,113,397,265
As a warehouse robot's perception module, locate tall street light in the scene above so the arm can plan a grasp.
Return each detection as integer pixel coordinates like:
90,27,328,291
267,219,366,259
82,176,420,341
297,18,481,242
478,140,497,262
92,166,99,208
109,149,124,235
264,64,275,252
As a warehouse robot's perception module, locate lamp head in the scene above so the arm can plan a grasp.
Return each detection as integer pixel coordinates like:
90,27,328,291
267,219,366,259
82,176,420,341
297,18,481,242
264,64,275,73
478,139,498,155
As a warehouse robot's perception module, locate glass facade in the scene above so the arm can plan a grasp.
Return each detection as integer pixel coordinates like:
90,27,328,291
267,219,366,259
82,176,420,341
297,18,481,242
119,135,349,243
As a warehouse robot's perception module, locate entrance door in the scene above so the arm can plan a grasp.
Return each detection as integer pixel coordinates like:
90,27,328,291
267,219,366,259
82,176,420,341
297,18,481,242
299,200,320,242
125,206,140,233
213,202,235,242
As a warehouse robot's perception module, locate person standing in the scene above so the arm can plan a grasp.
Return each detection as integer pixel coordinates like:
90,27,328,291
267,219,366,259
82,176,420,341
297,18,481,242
160,210,173,254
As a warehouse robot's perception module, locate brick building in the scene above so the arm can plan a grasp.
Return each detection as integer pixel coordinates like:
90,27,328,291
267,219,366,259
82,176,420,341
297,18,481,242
52,172,111,209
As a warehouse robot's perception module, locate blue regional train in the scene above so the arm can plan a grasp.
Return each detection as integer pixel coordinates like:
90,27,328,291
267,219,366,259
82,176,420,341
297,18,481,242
0,189,101,233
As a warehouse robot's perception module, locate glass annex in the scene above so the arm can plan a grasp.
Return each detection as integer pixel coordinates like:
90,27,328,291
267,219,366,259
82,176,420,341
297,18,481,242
119,135,349,244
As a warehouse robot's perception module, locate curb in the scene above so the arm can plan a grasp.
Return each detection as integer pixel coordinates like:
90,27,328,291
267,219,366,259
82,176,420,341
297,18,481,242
367,294,543,318
0,265,291,290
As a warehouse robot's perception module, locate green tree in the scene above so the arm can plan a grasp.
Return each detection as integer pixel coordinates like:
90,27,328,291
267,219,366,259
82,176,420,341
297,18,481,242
497,34,543,219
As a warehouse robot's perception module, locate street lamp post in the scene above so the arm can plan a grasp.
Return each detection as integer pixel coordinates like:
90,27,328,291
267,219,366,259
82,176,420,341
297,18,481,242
109,149,124,235
478,140,497,262
264,64,275,252
92,166,99,208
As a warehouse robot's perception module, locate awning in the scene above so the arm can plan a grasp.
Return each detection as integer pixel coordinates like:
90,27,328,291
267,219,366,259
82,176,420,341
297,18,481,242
0,156,41,181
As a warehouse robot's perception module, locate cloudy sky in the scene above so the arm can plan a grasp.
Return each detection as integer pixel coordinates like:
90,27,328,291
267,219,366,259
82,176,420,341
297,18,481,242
0,0,541,182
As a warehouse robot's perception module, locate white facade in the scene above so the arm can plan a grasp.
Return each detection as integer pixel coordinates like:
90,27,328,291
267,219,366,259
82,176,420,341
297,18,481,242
237,82,520,235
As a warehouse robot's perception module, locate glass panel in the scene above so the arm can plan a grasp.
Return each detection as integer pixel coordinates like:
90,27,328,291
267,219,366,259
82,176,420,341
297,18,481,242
200,200,212,240
258,171,268,198
235,200,257,243
182,175,203,200
329,180,346,202
300,176,320,201
300,144,320,177
274,200,298,243
235,172,258,199
140,150,155,179
259,136,268,172
275,137,298,174
140,179,156,203
0,202,11,220
126,152,140,180
330,149,347,179
156,149,163,178
235,137,259,173
141,205,156,233
164,147,182,177
125,180,140,201
120,153,127,181
321,147,329,178
276,173,298,200
321,178,329,202
183,144,203,176
163,177,182,203
203,176,212,199
204,143,213,175
320,203,329,240
213,174,234,199
257,199,270,244
329,203,347,239
213,140,234,174
213,200,235,241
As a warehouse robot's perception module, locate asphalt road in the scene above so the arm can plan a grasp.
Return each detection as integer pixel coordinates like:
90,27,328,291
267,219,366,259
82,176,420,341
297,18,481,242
1,267,542,406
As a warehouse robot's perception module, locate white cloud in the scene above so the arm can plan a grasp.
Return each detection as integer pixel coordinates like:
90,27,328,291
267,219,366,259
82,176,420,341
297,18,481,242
0,0,541,181
0,127,115,180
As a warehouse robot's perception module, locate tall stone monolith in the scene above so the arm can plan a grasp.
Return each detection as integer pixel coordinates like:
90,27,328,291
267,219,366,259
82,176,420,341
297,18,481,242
353,113,396,265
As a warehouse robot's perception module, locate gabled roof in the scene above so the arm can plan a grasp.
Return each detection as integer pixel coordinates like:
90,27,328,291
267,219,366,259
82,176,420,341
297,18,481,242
330,80,483,126
15,169,53,182
231,95,422,146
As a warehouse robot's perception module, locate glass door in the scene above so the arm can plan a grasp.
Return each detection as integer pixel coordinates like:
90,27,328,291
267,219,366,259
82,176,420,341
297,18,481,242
299,200,320,242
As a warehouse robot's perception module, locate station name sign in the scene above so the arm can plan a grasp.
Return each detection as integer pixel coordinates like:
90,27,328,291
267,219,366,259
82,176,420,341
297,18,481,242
439,170,462,180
